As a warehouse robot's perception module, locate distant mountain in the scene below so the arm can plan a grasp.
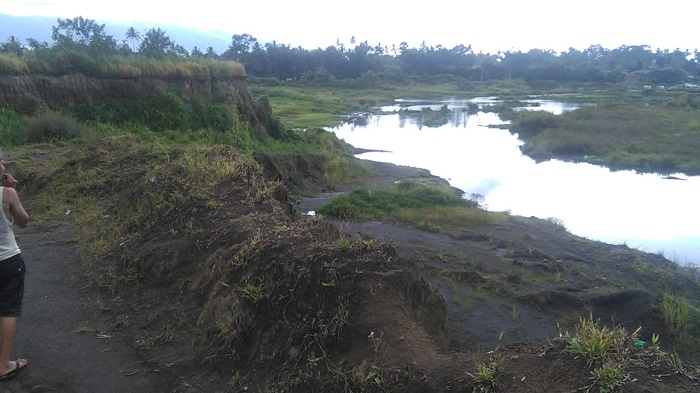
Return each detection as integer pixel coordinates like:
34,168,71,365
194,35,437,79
0,13,232,55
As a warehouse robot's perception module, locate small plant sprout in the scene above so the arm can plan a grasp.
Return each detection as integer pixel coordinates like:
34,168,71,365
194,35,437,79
368,331,386,361
306,353,321,367
467,357,500,391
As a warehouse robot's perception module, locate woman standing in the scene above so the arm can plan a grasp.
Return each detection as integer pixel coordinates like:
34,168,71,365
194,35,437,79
0,153,30,381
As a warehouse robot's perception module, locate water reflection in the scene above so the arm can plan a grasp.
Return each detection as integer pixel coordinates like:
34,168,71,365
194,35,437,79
331,100,700,265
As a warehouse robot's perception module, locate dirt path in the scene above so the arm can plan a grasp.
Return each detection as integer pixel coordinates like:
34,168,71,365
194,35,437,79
3,222,167,392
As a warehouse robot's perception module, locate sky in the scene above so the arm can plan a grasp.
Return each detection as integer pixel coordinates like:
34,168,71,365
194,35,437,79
2,0,697,53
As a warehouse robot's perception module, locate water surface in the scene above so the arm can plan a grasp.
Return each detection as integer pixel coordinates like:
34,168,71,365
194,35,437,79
331,99,700,265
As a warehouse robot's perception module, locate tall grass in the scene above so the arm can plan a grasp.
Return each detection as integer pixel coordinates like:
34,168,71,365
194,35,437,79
512,104,700,174
0,54,29,75
25,111,88,143
661,291,690,338
0,50,245,79
0,108,28,146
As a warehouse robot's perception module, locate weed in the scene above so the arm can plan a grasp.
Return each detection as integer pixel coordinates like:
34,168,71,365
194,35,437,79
566,312,641,361
368,331,388,362
237,283,268,303
336,233,351,250
306,353,322,367
467,356,500,391
661,291,690,338
591,362,625,393
361,237,378,247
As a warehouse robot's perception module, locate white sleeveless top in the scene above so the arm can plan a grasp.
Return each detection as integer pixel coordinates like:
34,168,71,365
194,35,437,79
0,187,21,260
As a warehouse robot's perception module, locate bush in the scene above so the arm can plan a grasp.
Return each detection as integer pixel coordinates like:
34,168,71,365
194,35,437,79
0,108,28,146
511,110,562,138
25,111,87,143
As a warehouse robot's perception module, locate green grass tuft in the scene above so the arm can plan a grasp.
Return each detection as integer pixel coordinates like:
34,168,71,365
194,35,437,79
318,180,506,231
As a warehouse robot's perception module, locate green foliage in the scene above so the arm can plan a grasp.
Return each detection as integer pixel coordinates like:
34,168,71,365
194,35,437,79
317,180,505,231
467,357,500,391
647,68,688,85
0,53,29,75
0,108,28,146
51,16,117,56
566,312,641,361
510,110,563,138
72,92,238,136
2,49,246,79
25,111,87,143
661,291,691,338
592,363,625,393
139,92,192,132
513,103,700,175
319,180,468,220
24,48,98,75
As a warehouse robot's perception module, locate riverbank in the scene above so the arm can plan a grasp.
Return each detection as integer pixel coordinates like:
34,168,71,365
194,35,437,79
298,158,700,351
295,156,700,392
3,141,700,392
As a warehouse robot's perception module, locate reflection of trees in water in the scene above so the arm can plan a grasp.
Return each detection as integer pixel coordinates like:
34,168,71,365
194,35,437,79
344,112,371,128
397,104,478,129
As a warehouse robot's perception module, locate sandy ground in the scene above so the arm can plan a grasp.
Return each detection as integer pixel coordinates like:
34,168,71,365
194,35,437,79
3,222,167,392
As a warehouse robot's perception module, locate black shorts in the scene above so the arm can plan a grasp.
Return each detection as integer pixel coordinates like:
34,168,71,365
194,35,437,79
0,254,26,317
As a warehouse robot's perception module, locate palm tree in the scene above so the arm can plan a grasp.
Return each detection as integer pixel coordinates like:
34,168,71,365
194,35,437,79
2,36,23,56
205,46,217,59
125,27,141,53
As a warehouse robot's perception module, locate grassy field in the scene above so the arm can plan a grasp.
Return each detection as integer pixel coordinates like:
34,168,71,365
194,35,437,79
510,99,700,175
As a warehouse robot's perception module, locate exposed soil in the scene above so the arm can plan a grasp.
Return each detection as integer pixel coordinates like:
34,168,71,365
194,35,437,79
2,148,700,393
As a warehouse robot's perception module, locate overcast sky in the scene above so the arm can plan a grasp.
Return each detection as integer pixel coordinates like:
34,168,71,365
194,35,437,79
2,0,697,53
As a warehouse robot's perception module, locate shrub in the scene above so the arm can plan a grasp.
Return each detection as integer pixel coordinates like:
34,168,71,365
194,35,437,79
511,110,562,138
0,108,28,146
25,111,87,143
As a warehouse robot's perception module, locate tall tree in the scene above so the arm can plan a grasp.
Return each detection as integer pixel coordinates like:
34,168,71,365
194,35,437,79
205,46,218,59
125,27,141,53
224,33,257,61
51,16,116,55
1,36,23,56
138,28,174,58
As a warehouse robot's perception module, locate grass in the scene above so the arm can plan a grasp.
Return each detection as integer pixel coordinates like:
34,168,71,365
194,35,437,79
317,179,507,231
591,362,626,393
661,291,691,338
566,312,641,361
565,313,642,392
511,102,700,175
0,52,246,78
467,356,500,391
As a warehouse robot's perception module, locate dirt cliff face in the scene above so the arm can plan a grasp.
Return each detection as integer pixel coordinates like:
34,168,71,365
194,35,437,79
0,73,281,137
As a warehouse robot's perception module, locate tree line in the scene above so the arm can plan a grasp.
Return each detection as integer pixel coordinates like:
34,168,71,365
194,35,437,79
2,16,699,85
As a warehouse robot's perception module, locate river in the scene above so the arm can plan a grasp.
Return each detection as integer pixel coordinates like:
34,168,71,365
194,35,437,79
329,98,700,265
